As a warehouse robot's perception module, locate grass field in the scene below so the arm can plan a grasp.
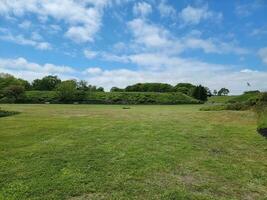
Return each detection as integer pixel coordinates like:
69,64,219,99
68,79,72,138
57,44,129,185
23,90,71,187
207,96,236,104
0,104,266,200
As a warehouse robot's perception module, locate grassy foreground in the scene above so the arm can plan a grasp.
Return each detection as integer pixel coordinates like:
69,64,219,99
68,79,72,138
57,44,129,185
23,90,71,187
0,104,266,200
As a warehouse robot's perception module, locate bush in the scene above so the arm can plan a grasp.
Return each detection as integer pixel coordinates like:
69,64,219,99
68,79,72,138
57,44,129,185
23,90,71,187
17,91,200,105
56,80,77,103
3,85,25,102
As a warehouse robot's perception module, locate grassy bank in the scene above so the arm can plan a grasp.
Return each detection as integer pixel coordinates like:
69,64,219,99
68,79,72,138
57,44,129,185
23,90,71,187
0,104,266,199
14,91,200,104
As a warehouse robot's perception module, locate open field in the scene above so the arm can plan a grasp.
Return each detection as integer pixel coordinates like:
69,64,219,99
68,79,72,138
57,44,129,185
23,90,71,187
0,104,267,200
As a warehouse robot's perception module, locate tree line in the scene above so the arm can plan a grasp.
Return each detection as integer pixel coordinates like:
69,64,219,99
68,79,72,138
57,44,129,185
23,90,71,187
0,73,230,103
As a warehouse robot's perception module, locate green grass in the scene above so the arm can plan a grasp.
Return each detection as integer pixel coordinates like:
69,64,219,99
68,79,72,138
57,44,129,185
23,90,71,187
257,105,267,130
18,91,200,104
207,96,236,104
0,104,266,200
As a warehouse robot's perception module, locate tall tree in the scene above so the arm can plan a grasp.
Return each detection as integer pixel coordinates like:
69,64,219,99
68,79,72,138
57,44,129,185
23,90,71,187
32,75,61,91
191,85,208,101
218,88,230,96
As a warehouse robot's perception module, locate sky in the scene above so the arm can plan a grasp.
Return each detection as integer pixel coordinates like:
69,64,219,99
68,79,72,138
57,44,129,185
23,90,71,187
0,0,267,93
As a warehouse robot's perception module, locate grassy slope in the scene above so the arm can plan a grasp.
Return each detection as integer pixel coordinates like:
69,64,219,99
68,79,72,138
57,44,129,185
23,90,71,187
23,91,199,104
0,104,266,200
207,96,236,104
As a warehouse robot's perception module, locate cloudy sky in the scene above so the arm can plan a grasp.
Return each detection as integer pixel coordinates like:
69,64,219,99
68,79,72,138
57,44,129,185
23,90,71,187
0,0,267,93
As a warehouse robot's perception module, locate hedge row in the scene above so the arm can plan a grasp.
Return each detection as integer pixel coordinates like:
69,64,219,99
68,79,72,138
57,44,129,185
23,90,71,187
0,91,201,105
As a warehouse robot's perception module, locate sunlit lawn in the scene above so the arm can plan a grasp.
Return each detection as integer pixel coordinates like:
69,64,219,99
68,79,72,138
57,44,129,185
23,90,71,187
0,104,266,200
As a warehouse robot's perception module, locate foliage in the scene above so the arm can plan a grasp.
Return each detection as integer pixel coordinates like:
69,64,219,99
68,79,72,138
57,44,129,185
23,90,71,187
85,92,200,104
228,90,261,104
218,88,230,96
125,83,174,93
207,95,236,104
173,83,196,95
55,80,77,103
32,75,61,91
3,85,25,102
0,73,30,91
14,91,200,104
191,85,208,101
110,87,124,92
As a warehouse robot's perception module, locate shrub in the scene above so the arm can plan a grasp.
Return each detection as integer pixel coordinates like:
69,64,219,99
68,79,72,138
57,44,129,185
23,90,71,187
191,85,207,102
3,85,25,102
56,80,77,103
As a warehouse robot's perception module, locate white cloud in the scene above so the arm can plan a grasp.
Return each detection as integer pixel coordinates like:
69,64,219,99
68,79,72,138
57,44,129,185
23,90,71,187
83,53,267,93
18,20,31,29
0,0,112,43
127,18,180,51
127,18,248,55
179,5,222,25
0,32,52,50
0,57,76,81
1,56,266,94
84,49,98,59
258,47,267,65
235,1,264,17
133,2,152,17
158,0,176,18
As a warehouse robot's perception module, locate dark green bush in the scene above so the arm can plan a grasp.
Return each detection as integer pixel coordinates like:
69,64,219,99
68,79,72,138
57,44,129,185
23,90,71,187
15,91,200,104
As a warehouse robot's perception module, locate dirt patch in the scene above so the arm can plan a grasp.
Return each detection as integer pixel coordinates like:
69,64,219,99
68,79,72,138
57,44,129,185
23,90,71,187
257,128,267,137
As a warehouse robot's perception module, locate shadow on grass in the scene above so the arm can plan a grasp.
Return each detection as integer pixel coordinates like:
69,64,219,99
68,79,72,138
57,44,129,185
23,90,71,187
0,109,20,118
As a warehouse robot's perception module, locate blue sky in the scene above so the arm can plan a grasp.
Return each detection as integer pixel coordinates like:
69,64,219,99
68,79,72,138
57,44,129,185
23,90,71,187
0,0,267,93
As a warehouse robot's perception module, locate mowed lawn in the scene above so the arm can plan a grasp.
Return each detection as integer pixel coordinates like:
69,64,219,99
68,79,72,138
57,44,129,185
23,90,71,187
0,105,266,200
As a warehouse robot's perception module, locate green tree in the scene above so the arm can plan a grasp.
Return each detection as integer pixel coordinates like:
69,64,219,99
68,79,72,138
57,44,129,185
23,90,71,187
213,90,218,96
218,88,230,96
174,83,196,95
110,87,124,92
0,73,29,90
191,85,208,101
32,75,61,91
4,85,25,102
56,80,77,102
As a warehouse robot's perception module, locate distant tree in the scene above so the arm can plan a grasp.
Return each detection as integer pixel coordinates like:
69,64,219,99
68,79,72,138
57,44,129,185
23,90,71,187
205,87,212,97
56,80,77,102
125,83,173,92
97,87,104,92
77,80,88,91
110,87,124,92
4,85,25,101
0,73,29,91
32,75,61,91
213,90,218,96
174,83,196,95
191,85,208,101
218,88,230,96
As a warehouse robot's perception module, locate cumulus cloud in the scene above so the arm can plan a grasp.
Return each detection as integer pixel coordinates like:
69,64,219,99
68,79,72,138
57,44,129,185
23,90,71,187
0,57,75,81
133,2,152,17
84,49,99,59
0,32,52,50
0,0,112,43
179,5,222,25
158,0,176,18
83,53,267,93
258,47,267,65
127,18,248,55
